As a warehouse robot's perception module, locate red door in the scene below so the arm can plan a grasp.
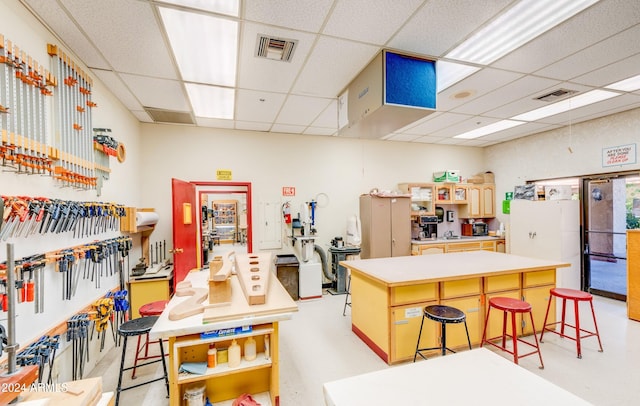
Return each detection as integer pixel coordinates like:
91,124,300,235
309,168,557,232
172,178,198,290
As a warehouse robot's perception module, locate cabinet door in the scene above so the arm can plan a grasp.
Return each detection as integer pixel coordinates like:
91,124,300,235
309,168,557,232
466,186,482,218
391,302,438,362
420,245,445,255
484,291,522,341
629,231,640,321
390,197,411,257
522,285,555,335
435,184,453,204
440,296,483,347
445,242,481,253
482,184,496,217
453,185,468,204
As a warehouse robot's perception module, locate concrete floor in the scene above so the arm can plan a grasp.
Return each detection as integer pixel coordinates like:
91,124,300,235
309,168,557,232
87,291,640,405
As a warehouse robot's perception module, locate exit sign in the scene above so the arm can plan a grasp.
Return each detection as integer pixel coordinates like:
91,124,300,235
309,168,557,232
282,187,296,196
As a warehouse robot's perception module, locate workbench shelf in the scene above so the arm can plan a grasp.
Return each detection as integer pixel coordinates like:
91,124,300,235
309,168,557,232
177,354,272,384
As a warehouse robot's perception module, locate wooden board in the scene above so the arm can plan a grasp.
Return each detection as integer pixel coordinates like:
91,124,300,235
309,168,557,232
168,280,209,321
235,252,272,305
18,377,103,406
0,365,39,405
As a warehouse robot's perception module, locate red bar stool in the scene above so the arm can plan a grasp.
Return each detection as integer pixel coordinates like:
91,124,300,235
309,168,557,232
481,297,544,369
539,288,603,358
132,300,168,379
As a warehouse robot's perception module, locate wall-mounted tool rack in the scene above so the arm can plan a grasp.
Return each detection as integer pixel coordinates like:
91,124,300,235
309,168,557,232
47,43,97,189
0,34,56,176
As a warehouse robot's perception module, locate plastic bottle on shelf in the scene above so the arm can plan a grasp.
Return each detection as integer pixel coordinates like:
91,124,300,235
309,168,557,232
244,336,257,361
207,344,217,368
228,339,241,368
264,334,270,360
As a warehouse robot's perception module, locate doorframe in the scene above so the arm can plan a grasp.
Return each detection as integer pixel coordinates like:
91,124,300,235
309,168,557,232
195,181,253,255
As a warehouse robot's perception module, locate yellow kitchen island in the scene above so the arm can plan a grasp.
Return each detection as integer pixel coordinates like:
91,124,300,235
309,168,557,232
341,251,569,364
150,268,298,405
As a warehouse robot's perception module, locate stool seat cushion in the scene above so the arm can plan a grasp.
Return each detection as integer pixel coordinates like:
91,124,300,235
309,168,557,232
490,297,531,313
424,305,466,323
550,288,592,301
118,316,159,337
139,300,169,317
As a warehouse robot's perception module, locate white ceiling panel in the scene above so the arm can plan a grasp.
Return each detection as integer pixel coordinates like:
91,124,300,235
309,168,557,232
388,0,512,57
535,24,640,81
17,0,640,147
237,22,316,92
292,36,379,97
120,73,190,111
276,95,332,126
493,0,640,73
60,0,177,78
452,75,562,116
92,70,143,110
323,0,423,46
243,0,333,31
235,89,287,123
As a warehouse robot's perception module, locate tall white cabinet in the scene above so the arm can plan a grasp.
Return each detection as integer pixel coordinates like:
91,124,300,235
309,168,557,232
509,199,581,290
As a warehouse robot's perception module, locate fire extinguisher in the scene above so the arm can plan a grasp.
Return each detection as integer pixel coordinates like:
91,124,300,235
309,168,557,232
282,202,291,224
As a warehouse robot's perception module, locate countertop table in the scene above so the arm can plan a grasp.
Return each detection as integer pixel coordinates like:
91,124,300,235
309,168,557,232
150,266,298,405
340,251,569,364
323,348,591,405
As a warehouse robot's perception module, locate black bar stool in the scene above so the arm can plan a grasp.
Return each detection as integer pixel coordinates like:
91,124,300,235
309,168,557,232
414,305,471,361
342,272,351,316
115,316,169,406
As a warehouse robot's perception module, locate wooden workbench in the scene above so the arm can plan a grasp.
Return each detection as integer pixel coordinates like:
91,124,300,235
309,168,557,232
150,267,298,405
323,348,590,405
341,251,569,364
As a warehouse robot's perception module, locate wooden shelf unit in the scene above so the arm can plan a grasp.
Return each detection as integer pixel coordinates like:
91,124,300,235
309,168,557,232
212,200,238,243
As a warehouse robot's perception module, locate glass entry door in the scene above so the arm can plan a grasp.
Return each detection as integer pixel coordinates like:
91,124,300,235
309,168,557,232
583,175,639,300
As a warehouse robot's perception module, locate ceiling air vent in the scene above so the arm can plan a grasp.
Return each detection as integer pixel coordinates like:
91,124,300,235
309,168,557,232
255,35,297,62
534,88,579,102
144,107,195,125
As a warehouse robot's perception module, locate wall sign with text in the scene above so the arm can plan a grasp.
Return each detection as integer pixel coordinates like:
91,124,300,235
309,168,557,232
602,143,637,167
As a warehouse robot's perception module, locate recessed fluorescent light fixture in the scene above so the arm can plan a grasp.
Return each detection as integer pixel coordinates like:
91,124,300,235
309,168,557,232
160,7,238,87
160,0,239,16
436,61,481,92
512,89,619,121
185,83,235,120
454,120,525,139
446,0,599,65
605,74,640,92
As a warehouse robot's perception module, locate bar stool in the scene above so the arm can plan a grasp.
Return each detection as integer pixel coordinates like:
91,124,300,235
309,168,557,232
342,272,351,316
132,300,168,379
539,288,603,358
115,316,169,406
414,305,471,361
481,297,544,369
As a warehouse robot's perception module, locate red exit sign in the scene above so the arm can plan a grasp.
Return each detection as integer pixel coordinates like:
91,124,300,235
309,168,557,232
282,187,296,196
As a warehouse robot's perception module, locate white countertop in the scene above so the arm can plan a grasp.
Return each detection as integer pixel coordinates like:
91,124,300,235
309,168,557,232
323,348,592,405
149,267,298,340
411,235,504,245
340,251,569,286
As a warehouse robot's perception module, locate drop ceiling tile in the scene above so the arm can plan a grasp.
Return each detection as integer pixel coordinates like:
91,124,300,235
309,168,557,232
311,100,339,128
452,75,561,116
235,121,272,131
493,0,640,73
292,36,379,97
535,25,640,81
237,22,316,92
402,112,470,135
92,69,143,110
410,135,450,144
537,93,640,125
243,0,333,31
430,116,502,138
235,89,287,123
304,127,336,136
131,110,153,122
23,0,111,69
389,0,512,57
573,52,640,87
276,95,332,125
323,0,423,45
271,123,306,134
385,133,422,142
437,68,523,112
120,73,190,111
60,0,177,78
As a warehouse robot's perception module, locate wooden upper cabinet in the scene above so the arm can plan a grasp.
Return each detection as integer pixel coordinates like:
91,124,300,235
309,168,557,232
459,184,495,219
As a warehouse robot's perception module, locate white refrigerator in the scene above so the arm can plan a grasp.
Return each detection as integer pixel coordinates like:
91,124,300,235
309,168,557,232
509,199,581,290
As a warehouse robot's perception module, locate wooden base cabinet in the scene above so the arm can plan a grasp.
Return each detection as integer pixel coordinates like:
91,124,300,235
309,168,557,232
170,323,279,405
391,302,438,361
629,230,640,321
522,270,556,335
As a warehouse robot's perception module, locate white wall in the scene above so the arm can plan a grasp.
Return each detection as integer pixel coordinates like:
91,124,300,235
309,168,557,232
1,0,144,380
485,108,640,226
138,124,486,254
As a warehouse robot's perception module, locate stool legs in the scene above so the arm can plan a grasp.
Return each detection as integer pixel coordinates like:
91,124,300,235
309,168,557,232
342,274,351,316
116,335,169,406
414,315,471,361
